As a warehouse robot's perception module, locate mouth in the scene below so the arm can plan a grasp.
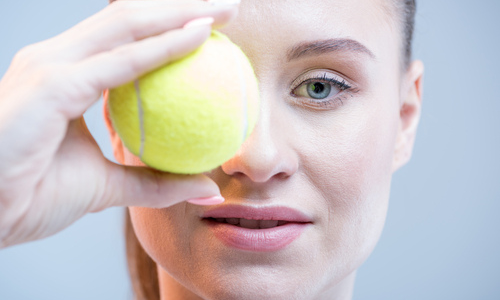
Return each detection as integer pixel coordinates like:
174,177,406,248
205,218,291,229
201,205,312,252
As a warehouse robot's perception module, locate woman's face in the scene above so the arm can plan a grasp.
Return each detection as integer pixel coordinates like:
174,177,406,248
124,0,420,299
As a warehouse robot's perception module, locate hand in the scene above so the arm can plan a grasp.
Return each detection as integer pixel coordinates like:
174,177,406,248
0,0,238,248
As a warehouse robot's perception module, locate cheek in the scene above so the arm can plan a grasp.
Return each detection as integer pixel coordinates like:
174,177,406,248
294,93,400,262
129,207,177,259
299,102,398,204
123,150,195,273
129,206,197,280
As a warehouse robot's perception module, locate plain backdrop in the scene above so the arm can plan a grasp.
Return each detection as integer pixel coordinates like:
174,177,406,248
1,0,499,299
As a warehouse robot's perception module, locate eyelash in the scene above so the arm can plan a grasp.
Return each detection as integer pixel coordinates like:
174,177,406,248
291,73,354,109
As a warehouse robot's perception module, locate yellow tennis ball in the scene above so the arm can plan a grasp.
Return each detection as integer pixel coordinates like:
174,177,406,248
108,31,259,174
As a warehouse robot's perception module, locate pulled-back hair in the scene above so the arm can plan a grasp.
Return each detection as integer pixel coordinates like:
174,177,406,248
398,0,417,68
119,1,418,299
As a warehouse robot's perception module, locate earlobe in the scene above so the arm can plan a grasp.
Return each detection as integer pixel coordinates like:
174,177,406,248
392,60,424,172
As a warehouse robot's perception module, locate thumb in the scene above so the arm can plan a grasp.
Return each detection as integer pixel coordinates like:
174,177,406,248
93,162,224,211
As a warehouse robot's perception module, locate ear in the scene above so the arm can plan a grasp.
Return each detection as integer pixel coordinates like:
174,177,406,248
103,90,126,165
392,60,424,172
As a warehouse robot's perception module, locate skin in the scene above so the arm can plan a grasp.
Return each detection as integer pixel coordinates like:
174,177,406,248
0,1,236,248
115,0,425,299
0,0,422,299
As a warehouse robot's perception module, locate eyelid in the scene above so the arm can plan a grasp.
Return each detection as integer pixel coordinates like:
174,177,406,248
288,70,358,110
290,69,354,92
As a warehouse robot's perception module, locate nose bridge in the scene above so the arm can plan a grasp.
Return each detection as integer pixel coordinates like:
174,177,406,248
244,95,278,160
221,88,298,183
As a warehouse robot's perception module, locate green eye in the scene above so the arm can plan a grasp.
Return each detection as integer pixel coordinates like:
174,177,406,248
306,82,331,99
295,81,335,100
291,73,353,109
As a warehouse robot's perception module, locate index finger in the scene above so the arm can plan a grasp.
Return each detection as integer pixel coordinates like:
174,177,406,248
50,0,239,62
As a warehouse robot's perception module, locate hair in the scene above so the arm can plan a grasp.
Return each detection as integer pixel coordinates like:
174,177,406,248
397,0,417,69
121,1,417,299
125,210,160,300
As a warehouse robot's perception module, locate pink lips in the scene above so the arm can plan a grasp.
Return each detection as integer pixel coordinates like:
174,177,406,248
201,205,312,252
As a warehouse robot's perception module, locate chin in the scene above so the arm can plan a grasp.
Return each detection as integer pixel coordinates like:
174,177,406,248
176,269,324,300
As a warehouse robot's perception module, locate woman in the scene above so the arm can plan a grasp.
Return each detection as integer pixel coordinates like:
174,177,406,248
0,0,423,299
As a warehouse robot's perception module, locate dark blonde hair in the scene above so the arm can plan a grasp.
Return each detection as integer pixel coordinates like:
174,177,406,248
118,1,417,299
125,210,160,300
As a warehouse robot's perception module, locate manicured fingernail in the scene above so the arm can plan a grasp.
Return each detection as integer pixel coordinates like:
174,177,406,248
183,17,215,29
207,0,241,6
187,196,225,206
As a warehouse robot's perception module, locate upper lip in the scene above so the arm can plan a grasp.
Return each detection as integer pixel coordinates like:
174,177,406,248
200,204,313,222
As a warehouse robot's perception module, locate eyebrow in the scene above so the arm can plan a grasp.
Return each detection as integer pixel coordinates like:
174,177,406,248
286,38,376,62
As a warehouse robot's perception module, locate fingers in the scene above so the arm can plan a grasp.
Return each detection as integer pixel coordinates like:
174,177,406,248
96,162,224,211
21,0,239,118
50,0,239,62
61,119,224,210
74,23,213,93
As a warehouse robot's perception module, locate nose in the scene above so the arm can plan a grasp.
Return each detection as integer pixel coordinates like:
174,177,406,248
221,97,299,183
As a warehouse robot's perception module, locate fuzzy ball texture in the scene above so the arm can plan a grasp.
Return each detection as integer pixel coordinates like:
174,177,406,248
108,31,259,174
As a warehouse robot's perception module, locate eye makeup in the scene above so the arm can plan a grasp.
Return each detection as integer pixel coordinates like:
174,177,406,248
290,70,359,110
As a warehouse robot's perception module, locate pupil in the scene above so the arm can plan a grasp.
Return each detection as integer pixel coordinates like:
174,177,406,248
313,83,324,93
307,82,331,99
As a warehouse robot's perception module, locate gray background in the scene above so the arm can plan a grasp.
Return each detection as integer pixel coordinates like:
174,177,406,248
0,0,499,299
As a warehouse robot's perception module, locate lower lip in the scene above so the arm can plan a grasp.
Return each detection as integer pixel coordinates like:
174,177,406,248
204,220,310,252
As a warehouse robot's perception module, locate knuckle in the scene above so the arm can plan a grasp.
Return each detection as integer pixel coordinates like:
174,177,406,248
14,44,39,63
107,0,132,12
125,55,143,78
118,12,150,41
112,46,143,78
216,7,237,24
13,42,53,68
109,1,141,23
162,46,173,63
108,2,172,41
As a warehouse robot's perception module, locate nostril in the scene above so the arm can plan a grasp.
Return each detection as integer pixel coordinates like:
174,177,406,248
220,121,299,183
222,164,295,183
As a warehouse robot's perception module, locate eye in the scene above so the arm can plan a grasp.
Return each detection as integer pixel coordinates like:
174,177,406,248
295,81,335,100
290,72,353,109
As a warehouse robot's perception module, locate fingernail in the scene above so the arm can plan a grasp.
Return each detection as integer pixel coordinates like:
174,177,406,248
183,17,215,29
207,0,241,6
187,196,225,206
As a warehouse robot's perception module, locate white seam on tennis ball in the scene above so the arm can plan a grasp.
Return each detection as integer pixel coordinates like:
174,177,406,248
134,80,146,159
233,46,249,143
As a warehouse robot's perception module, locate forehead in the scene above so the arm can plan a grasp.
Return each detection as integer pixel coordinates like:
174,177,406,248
219,0,397,68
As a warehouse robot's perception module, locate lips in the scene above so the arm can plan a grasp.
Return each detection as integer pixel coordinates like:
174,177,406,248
207,218,288,229
201,205,312,252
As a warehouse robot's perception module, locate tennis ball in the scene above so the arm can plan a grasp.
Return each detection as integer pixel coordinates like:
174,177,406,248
108,31,259,174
